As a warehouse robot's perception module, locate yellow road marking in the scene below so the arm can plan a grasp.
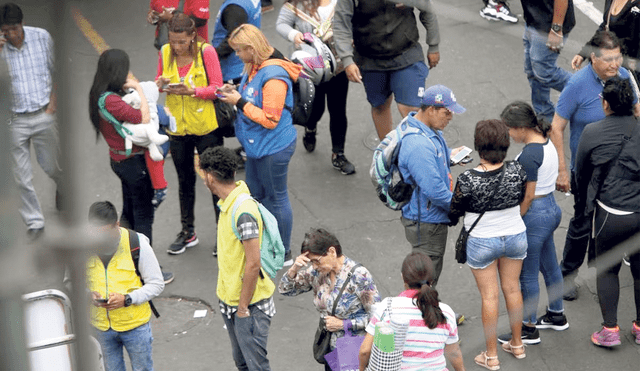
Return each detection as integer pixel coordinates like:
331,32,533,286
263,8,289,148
71,6,205,179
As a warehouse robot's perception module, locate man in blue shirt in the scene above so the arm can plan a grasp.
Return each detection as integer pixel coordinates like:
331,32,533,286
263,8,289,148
1,3,62,241
398,85,466,286
550,30,640,300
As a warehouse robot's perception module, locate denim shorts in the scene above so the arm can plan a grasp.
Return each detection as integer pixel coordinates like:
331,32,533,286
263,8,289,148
361,61,428,107
466,231,528,269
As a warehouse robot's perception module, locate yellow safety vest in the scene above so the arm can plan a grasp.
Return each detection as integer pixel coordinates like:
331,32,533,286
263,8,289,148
161,41,218,136
86,228,152,332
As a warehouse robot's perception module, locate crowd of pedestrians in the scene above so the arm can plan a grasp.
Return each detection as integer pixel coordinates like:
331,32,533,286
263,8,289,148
3,0,640,370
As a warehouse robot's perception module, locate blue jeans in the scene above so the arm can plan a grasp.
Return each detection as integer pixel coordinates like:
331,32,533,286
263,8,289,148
245,140,296,255
221,306,272,371
467,232,528,270
94,322,154,371
111,155,154,244
523,25,572,123
9,111,62,229
520,194,564,323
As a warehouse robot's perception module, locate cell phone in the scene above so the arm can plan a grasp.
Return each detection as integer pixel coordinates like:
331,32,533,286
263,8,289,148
459,157,474,165
94,298,108,304
167,83,182,88
451,146,473,164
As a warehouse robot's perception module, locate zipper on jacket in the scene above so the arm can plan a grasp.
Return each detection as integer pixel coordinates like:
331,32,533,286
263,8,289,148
105,266,111,327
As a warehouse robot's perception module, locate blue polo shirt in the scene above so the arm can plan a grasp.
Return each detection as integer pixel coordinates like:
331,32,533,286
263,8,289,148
555,64,635,170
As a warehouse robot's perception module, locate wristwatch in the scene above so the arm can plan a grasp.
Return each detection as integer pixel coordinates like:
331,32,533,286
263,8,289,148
124,294,132,307
551,23,562,33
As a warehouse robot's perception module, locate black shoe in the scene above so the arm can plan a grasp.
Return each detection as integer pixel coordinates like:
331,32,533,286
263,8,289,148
162,270,175,284
167,230,199,255
283,251,293,267
235,147,246,170
498,324,541,345
261,0,274,13
27,227,44,242
456,313,465,325
563,278,579,301
303,128,316,152
536,310,569,330
332,152,356,175
212,240,218,257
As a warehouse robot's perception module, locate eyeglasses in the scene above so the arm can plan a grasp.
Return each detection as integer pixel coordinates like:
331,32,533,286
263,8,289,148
596,53,623,64
308,255,325,265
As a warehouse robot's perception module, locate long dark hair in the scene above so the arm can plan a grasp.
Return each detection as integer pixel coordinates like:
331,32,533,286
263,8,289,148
88,49,130,138
401,252,446,329
500,101,551,137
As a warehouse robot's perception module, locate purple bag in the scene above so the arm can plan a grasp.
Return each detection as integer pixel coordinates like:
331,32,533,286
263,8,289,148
325,321,365,371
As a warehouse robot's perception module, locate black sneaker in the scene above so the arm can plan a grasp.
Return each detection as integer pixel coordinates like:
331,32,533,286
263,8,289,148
498,324,541,345
303,128,316,152
332,152,356,175
162,270,175,284
167,230,199,255
235,147,246,170
212,240,218,257
536,310,569,330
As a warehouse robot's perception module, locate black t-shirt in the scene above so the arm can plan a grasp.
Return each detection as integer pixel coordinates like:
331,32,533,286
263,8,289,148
521,0,576,34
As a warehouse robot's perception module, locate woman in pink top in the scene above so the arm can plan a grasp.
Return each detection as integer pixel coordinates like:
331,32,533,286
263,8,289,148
359,252,465,371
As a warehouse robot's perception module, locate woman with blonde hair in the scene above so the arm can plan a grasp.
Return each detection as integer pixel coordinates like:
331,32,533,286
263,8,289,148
155,12,224,255
218,24,301,265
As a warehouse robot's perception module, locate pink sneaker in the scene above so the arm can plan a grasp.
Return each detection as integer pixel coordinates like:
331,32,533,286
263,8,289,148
591,326,621,347
632,322,640,345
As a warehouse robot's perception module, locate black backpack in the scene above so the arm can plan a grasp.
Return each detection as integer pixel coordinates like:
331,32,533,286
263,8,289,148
127,229,160,318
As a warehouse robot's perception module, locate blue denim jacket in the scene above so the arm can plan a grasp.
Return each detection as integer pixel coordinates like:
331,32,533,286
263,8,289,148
398,112,452,223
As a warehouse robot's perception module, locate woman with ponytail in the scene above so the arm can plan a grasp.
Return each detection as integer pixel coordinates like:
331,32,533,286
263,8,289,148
500,101,568,346
359,252,465,371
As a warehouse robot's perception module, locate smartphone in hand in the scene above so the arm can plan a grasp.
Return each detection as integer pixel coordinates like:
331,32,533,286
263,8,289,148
451,146,473,164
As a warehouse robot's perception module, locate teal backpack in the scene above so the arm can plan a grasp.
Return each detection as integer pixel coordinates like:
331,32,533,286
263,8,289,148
231,193,285,280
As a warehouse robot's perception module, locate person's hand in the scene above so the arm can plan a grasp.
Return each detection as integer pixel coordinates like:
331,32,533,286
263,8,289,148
123,77,141,92
325,316,344,332
0,33,6,51
293,32,305,48
165,83,195,96
345,63,362,83
236,307,251,318
104,293,126,310
556,168,571,193
147,9,159,24
218,89,242,105
427,52,440,69
547,30,563,53
163,106,172,116
156,77,170,90
287,251,310,278
45,102,56,115
158,6,175,22
91,291,106,307
571,55,584,71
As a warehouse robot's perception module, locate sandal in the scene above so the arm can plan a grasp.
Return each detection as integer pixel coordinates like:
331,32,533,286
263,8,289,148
474,351,500,370
501,340,526,359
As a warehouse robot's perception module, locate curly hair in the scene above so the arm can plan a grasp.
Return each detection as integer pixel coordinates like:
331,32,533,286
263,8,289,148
198,147,238,184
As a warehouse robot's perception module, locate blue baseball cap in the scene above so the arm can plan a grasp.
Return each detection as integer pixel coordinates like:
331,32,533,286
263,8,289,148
420,85,466,114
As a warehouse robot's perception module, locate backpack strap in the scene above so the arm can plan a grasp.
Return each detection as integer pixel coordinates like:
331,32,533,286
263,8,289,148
127,229,160,318
230,194,266,280
330,263,362,316
98,92,134,156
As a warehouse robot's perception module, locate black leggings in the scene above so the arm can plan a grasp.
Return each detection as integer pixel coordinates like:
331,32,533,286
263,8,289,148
169,131,223,232
593,204,640,327
307,71,349,154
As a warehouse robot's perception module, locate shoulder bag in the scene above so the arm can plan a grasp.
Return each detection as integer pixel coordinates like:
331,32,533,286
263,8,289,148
313,263,362,364
455,165,507,264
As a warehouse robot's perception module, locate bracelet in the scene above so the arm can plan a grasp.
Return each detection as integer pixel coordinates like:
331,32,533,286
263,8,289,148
551,29,563,38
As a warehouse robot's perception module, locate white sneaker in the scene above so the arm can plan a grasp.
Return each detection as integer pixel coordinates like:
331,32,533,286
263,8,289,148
480,0,518,23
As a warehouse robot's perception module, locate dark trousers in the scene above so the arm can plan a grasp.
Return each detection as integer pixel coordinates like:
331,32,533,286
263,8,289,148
111,155,154,244
169,131,223,232
560,177,592,278
307,71,349,154
593,204,640,327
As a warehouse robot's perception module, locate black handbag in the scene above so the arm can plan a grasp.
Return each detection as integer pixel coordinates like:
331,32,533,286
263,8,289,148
312,263,362,364
153,0,185,50
455,166,507,264
214,99,237,138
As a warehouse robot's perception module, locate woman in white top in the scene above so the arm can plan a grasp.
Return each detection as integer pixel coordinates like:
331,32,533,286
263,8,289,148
500,102,568,346
275,0,355,175
359,252,465,371
449,119,527,370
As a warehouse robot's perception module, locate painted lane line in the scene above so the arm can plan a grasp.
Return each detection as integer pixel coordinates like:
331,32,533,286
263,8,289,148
574,0,604,25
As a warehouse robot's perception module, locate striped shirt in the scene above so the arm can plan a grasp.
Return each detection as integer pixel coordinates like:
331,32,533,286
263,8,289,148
1,26,54,113
366,291,459,371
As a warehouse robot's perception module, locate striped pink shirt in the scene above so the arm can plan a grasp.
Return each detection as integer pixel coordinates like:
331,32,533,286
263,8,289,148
365,290,459,371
